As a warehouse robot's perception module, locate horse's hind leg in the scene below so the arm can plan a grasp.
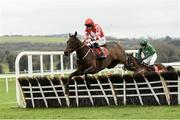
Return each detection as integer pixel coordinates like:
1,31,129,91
107,60,119,69
65,69,83,94
167,66,175,72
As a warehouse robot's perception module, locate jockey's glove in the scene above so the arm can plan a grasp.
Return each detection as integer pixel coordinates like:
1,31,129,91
91,38,95,41
94,43,100,48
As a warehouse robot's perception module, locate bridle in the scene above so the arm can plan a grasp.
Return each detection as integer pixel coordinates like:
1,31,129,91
127,55,137,70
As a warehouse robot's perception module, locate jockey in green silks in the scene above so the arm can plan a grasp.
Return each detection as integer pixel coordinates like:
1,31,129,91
136,37,157,67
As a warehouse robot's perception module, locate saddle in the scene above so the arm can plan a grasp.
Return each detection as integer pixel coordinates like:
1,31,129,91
91,46,108,59
153,64,166,72
142,63,165,72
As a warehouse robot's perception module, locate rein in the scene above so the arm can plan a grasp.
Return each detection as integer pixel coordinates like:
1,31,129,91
75,44,91,61
75,44,85,51
81,49,91,60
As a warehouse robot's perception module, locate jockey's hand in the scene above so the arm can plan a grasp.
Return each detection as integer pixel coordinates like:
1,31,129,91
94,43,100,48
87,42,94,47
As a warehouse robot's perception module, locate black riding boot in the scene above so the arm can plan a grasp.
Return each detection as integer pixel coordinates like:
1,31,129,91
97,50,106,60
149,65,155,71
94,43,105,60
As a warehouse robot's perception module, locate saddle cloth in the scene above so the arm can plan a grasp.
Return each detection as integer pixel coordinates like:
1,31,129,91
154,65,165,73
91,47,108,58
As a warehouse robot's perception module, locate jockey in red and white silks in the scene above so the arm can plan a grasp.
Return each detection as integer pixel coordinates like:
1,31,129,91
83,18,106,59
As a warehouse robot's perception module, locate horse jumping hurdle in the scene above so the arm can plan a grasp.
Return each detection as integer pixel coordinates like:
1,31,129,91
17,71,180,108
15,51,180,108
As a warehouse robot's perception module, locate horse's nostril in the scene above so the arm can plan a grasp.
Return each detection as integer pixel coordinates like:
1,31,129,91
64,52,67,56
64,51,69,56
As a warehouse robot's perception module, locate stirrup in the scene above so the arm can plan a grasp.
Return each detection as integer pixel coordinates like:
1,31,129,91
97,54,106,60
149,65,155,71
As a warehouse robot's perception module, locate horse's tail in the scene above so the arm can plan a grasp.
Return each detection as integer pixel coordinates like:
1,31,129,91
166,66,175,72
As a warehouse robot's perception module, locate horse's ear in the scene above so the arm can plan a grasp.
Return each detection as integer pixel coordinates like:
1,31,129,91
74,31,77,37
69,33,72,37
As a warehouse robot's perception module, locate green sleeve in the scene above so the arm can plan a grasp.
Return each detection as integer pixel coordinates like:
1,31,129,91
136,48,142,59
144,44,156,58
148,44,156,54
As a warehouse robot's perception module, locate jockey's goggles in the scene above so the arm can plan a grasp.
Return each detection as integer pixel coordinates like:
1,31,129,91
85,24,93,27
140,43,146,46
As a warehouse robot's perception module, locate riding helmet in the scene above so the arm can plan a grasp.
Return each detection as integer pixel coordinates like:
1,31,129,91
139,37,148,46
85,18,94,26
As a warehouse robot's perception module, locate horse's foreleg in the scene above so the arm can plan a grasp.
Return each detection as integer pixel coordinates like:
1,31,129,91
84,73,88,79
83,65,96,89
84,66,94,74
84,73,91,89
65,69,82,94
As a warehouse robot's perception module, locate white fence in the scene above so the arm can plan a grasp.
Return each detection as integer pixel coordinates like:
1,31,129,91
0,74,16,93
14,50,180,77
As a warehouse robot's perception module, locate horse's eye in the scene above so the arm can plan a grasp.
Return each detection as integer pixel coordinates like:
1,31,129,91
67,41,71,46
67,41,73,49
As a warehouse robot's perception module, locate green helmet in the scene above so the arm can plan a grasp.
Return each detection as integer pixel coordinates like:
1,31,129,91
139,37,148,46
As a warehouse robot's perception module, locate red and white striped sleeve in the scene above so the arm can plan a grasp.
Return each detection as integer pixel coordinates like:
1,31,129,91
84,29,90,39
95,24,104,40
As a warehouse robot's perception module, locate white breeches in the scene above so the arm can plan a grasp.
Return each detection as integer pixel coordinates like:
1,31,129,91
143,53,157,65
87,37,106,46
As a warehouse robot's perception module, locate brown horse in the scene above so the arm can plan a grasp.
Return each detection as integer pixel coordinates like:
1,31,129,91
126,53,168,74
64,32,127,94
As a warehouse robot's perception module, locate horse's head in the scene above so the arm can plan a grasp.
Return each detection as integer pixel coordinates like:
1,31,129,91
64,31,82,56
127,53,139,70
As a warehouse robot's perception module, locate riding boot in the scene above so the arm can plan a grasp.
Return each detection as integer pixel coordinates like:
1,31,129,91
97,48,105,60
149,65,155,71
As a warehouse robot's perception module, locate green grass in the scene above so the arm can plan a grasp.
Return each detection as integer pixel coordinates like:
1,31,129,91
1,79,180,119
0,63,10,73
0,36,67,44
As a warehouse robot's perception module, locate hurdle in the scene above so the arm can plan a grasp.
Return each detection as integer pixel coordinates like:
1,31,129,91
17,72,180,108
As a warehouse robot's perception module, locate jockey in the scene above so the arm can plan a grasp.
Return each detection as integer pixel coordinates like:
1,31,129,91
83,18,106,59
136,37,157,67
